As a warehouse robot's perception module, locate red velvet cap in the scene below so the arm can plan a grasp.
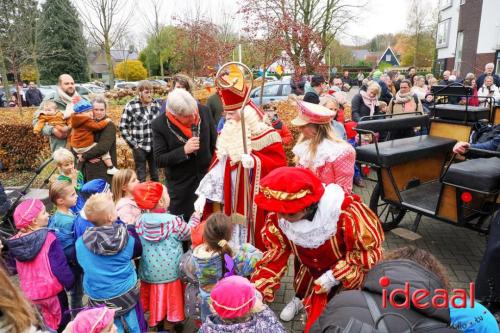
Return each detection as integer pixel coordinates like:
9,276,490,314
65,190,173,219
254,167,325,214
133,181,163,210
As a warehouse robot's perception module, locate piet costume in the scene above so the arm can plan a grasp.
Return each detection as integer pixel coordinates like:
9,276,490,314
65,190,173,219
250,167,384,330
196,67,287,250
291,101,355,194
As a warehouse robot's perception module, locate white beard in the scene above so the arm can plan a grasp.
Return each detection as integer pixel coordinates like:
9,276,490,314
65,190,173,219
216,119,251,163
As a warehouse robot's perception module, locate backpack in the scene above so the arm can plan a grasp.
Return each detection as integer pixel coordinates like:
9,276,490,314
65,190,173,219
321,293,460,333
470,121,497,144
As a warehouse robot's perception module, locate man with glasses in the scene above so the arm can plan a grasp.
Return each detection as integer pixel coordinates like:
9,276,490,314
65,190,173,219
120,80,161,182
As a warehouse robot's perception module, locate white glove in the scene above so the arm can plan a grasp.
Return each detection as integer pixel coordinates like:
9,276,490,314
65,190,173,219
241,154,255,169
314,270,339,294
194,195,206,214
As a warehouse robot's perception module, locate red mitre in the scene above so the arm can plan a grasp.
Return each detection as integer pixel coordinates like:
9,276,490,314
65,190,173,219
133,181,163,210
217,83,250,112
254,167,325,214
291,101,335,126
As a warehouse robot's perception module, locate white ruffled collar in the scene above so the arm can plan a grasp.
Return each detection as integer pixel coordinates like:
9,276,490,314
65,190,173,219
278,183,344,249
293,139,350,170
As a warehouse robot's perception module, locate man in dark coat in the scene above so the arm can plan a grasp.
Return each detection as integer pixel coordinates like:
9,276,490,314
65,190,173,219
476,63,500,89
205,92,223,127
152,89,216,220
25,81,43,107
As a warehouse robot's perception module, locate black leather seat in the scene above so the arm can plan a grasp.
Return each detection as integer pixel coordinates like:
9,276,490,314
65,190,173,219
433,104,490,122
442,157,500,193
356,135,456,167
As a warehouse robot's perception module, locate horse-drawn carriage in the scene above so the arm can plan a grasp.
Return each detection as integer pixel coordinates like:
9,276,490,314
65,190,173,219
355,84,500,233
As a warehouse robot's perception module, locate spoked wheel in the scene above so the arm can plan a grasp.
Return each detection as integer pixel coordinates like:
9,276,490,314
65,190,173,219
369,183,406,231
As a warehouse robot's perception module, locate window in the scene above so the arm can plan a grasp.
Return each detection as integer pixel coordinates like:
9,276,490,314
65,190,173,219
281,84,292,96
496,51,500,76
437,19,451,48
454,32,464,76
261,84,280,97
385,54,392,62
440,0,452,9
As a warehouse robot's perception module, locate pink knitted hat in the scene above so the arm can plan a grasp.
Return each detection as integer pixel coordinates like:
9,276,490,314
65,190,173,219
210,276,256,319
71,307,115,333
13,199,45,229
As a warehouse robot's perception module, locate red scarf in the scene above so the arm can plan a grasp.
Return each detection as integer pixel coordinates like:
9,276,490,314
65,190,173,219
166,109,199,138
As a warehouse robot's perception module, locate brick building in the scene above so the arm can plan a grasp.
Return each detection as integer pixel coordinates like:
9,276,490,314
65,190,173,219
435,0,500,77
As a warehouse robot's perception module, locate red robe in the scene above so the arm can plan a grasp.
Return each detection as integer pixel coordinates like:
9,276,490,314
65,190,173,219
204,129,287,250
250,194,384,302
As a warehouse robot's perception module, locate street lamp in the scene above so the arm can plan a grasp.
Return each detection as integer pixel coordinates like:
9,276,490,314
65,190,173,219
124,45,135,81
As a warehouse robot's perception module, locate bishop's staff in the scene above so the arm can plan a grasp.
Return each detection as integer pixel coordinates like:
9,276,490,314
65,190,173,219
215,62,255,245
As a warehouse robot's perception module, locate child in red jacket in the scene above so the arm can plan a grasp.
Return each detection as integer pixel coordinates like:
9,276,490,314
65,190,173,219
263,104,293,145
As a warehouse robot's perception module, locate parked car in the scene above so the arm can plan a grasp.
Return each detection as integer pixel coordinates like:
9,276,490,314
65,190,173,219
114,81,138,90
81,83,105,94
148,79,167,87
250,82,292,106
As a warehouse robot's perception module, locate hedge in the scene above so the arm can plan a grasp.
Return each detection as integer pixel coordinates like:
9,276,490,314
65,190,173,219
0,96,304,172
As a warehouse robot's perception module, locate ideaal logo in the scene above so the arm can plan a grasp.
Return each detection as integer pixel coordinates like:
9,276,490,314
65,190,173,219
379,276,475,309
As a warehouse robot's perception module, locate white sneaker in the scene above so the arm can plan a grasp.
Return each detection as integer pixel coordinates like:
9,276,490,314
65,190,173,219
280,296,303,322
106,167,119,175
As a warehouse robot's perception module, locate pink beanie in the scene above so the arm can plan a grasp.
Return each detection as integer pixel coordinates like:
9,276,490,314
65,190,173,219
71,307,115,333
210,276,256,319
13,199,45,229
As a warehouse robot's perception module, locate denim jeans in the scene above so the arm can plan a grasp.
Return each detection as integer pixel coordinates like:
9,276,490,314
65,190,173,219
132,148,159,182
69,265,84,314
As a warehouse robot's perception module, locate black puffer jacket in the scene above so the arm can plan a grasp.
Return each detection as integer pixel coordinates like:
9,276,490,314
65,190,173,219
310,260,460,333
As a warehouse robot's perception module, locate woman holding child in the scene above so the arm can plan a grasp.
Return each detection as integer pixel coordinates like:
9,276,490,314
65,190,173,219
78,96,118,183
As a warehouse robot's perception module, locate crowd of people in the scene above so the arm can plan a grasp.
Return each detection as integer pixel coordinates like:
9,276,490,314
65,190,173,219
0,61,499,333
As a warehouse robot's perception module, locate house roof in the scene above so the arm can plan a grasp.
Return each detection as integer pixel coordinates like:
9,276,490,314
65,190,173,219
110,49,139,62
377,46,400,66
353,49,370,61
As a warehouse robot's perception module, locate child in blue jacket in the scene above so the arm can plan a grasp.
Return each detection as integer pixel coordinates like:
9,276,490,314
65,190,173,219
75,193,145,333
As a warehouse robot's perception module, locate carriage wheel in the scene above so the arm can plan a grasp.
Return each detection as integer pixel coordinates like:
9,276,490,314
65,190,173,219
369,183,406,231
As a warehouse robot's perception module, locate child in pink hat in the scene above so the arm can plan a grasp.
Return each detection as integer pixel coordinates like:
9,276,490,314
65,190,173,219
5,199,74,331
198,276,286,333
63,307,116,333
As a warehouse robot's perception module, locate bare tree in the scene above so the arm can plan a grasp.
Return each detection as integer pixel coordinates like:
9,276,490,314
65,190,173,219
142,0,166,77
241,0,364,78
75,0,134,88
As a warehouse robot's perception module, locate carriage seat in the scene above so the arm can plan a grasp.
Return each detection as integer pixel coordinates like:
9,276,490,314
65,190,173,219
356,135,456,167
442,157,500,193
433,104,490,122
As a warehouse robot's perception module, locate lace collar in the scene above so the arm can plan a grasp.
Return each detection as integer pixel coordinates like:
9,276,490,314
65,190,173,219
293,139,350,170
278,184,344,249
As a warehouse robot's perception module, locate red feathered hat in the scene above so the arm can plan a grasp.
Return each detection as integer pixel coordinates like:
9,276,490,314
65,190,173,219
133,181,164,210
254,167,325,214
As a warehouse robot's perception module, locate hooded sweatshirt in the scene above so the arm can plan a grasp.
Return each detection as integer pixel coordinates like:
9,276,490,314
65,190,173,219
136,212,199,283
75,223,141,299
198,306,286,333
310,259,460,333
7,229,74,300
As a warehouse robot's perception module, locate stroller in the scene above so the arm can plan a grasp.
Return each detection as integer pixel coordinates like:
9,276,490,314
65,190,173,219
0,158,56,241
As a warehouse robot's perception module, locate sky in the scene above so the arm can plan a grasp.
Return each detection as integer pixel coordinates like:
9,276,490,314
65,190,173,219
80,0,434,48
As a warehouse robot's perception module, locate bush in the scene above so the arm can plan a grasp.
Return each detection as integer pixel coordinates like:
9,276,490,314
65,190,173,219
114,60,148,81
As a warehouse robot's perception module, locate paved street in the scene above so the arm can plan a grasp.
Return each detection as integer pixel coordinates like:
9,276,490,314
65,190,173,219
272,180,487,332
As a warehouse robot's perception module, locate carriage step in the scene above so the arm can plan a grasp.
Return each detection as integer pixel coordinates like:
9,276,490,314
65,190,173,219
400,181,442,215
391,227,422,241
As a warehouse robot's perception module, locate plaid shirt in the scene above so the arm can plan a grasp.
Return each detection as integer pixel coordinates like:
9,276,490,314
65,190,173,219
119,97,162,152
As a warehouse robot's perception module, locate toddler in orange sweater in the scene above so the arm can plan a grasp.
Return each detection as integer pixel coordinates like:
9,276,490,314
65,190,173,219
70,100,118,175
